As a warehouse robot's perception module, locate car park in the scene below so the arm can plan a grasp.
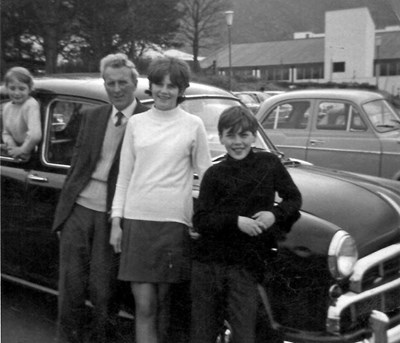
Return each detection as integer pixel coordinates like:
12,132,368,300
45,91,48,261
233,91,271,114
256,88,400,180
1,76,400,343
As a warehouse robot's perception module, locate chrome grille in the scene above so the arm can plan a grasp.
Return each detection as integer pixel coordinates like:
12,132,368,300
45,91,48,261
340,285,400,332
350,244,400,293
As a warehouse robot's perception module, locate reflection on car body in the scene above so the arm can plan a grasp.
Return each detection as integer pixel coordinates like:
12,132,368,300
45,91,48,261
1,76,399,343
256,89,400,180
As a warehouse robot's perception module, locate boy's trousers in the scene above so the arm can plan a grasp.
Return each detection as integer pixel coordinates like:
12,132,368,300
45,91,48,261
190,260,259,343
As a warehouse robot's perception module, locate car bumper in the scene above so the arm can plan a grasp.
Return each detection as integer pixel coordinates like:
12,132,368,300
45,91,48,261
259,244,400,343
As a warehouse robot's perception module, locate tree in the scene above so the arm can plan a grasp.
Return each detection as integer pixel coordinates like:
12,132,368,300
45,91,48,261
1,0,42,74
178,0,230,72
118,0,183,63
72,0,182,71
1,0,77,74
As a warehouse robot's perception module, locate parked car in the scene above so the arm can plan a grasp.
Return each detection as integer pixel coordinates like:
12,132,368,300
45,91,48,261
1,76,399,343
233,91,271,114
263,90,286,97
256,89,400,180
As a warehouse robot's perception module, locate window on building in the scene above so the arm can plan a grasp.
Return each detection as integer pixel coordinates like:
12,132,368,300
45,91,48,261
261,67,289,81
296,65,324,80
333,62,345,73
378,60,400,76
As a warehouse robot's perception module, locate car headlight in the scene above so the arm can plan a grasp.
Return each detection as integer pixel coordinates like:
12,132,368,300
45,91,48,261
328,230,358,280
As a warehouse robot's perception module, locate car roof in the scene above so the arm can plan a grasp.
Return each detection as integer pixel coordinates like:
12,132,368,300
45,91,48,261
1,74,236,103
264,88,384,103
27,74,236,103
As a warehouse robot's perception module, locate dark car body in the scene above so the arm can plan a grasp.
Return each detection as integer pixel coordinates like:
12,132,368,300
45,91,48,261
1,76,399,343
256,89,400,180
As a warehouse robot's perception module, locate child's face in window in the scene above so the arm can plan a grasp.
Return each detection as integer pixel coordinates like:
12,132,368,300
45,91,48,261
219,128,256,160
6,78,31,105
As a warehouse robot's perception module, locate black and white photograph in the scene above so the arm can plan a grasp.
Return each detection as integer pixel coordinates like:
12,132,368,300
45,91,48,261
1,0,400,342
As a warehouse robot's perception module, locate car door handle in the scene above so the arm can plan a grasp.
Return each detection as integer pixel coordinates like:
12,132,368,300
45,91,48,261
309,139,325,145
28,173,49,183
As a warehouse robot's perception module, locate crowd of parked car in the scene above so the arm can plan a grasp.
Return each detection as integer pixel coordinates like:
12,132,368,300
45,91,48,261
1,76,399,342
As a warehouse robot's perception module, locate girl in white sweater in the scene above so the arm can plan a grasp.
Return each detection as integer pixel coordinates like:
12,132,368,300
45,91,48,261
2,67,41,161
110,56,212,343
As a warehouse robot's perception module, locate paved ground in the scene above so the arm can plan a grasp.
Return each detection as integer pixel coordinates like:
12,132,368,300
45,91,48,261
1,280,136,343
1,279,288,343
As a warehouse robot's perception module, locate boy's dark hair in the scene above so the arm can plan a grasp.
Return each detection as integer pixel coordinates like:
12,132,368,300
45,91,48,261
147,56,191,104
218,106,258,135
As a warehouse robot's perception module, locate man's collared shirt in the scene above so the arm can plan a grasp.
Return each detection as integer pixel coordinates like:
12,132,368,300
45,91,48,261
111,98,137,126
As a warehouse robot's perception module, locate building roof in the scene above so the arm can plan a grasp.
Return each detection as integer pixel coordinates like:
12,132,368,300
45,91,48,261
201,31,400,69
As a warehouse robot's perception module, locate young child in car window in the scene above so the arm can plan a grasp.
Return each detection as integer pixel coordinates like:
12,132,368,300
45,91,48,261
190,105,302,343
1,66,42,161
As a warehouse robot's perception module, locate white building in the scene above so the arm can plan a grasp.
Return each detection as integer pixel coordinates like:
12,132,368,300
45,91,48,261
201,7,400,95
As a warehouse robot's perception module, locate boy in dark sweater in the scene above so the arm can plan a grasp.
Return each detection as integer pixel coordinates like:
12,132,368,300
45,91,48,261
190,106,302,343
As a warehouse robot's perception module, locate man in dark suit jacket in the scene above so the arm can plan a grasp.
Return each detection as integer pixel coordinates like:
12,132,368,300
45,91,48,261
53,53,148,343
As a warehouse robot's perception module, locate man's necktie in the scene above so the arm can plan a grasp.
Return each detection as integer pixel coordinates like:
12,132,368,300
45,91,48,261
115,112,124,127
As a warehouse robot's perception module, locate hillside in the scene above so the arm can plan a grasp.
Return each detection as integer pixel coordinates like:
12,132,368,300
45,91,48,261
227,0,399,44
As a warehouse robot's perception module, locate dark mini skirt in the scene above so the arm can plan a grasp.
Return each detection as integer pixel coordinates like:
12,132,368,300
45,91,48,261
118,219,191,283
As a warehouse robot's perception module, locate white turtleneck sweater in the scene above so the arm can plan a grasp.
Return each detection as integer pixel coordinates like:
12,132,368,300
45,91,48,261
112,105,212,226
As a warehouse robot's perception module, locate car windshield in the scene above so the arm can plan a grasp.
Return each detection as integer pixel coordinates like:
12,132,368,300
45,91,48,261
236,93,257,104
180,98,270,158
362,99,400,132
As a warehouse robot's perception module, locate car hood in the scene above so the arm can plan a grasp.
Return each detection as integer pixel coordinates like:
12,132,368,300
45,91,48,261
287,165,400,257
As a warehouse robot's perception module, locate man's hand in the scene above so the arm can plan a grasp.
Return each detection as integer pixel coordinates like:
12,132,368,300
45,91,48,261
189,227,201,240
110,218,123,253
238,216,264,236
252,211,276,231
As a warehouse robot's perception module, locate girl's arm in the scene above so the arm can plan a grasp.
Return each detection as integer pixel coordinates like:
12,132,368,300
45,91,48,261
110,120,136,253
191,119,212,182
18,98,42,155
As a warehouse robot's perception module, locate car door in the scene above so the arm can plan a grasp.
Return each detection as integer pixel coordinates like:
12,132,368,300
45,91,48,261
362,99,400,179
306,100,381,176
1,95,101,288
22,97,104,287
1,100,33,278
258,99,313,160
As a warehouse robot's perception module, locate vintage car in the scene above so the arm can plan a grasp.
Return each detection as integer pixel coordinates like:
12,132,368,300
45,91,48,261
255,89,400,180
1,75,399,343
233,91,270,114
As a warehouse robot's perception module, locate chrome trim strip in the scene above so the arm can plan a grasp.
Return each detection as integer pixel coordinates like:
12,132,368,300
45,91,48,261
1,273,134,320
377,192,400,215
1,274,58,296
277,144,400,157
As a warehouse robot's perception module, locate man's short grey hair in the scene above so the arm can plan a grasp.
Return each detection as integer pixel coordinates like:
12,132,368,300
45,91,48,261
100,53,139,81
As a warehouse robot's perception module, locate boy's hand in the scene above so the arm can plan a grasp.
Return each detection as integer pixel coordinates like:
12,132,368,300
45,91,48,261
238,216,264,236
252,211,276,231
110,218,123,253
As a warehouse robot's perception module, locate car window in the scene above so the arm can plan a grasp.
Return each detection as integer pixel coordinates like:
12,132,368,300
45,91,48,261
180,98,269,158
237,93,256,104
317,102,367,131
261,101,311,130
44,99,98,166
362,99,400,132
